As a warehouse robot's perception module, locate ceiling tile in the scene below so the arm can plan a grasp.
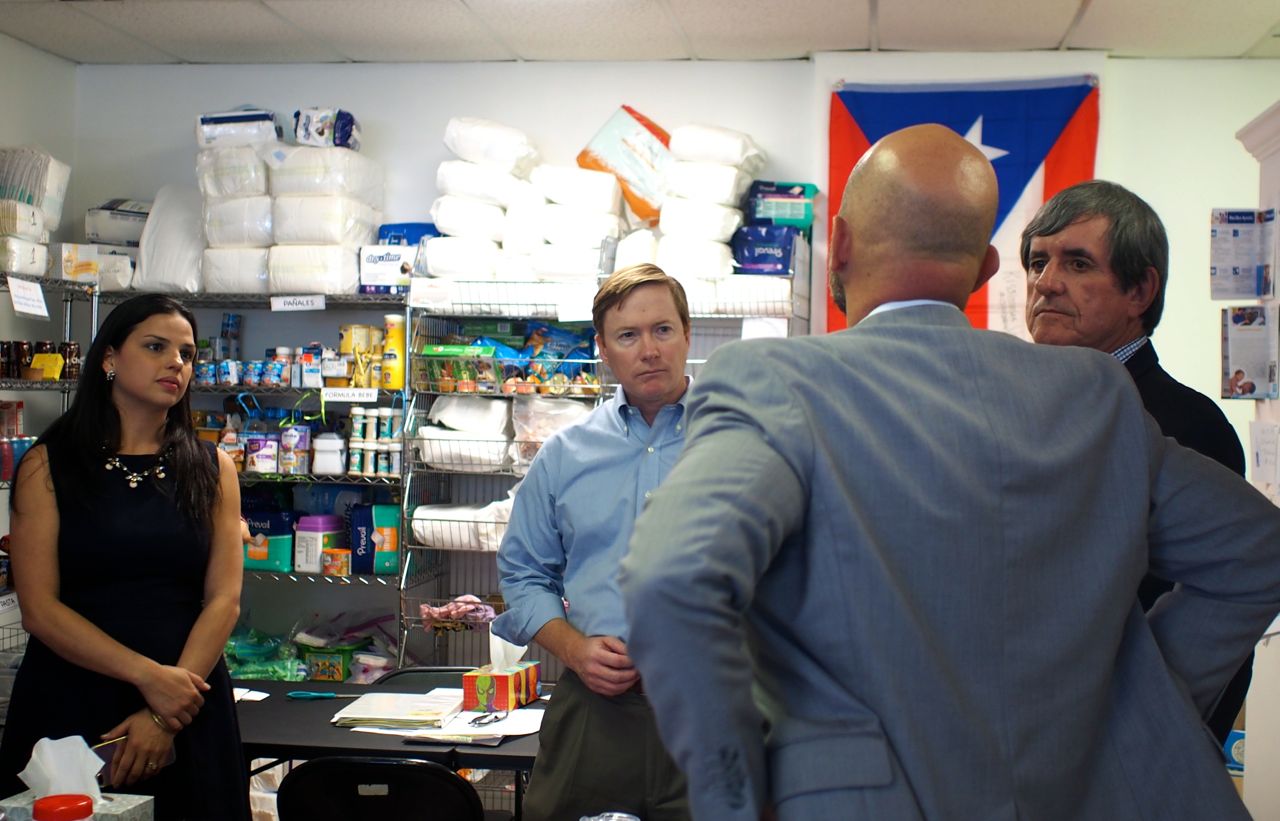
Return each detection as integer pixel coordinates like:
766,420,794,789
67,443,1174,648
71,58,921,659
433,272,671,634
666,0,870,59
265,0,513,61
879,0,1075,51
464,0,688,60
72,0,347,63
0,2,178,63
1069,0,1280,57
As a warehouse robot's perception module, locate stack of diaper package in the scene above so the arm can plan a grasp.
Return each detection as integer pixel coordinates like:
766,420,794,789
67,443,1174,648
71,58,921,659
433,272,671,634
613,123,765,307
196,109,281,293
0,146,70,281
524,162,625,282
427,117,542,281
196,108,383,295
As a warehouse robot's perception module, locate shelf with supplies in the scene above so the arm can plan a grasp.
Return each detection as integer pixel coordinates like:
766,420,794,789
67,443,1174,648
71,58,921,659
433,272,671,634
97,290,406,310
237,472,401,486
0,272,98,301
244,570,399,586
0,378,76,392
410,275,810,322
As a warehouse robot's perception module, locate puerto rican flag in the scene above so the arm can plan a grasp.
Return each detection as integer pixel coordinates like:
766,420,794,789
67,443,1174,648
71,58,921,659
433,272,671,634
828,76,1099,337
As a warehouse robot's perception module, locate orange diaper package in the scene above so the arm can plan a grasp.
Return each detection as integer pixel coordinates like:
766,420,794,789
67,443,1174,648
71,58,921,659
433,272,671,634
577,105,672,225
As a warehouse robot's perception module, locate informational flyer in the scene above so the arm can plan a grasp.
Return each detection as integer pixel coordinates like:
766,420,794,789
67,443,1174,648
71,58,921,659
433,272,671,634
1251,420,1280,488
1210,208,1275,299
1221,304,1278,399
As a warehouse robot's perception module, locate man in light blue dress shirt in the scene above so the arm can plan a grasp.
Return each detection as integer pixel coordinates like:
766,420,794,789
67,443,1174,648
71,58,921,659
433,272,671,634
493,263,693,821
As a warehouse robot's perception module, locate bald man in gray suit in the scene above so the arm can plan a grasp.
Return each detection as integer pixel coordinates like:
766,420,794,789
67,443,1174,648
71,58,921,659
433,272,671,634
619,124,1280,820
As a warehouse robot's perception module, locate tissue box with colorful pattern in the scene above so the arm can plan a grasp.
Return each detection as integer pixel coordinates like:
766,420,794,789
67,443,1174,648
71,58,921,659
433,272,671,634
462,660,540,712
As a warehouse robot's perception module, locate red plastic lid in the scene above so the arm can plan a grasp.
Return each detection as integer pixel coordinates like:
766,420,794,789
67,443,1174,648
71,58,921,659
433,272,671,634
32,794,94,821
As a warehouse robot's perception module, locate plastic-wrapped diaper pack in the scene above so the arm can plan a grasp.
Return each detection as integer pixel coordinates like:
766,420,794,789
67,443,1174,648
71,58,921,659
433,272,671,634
540,204,625,249
669,124,767,177
656,235,736,280
265,145,384,208
577,105,672,224
658,197,743,244
444,117,540,178
273,196,376,247
293,107,362,151
430,195,505,243
204,196,273,248
530,164,622,215
204,248,269,294
613,229,658,272
196,146,270,200
267,245,358,294
410,499,513,552
437,160,539,209
86,199,151,246
502,202,546,256
0,201,44,242
135,185,203,294
196,109,283,148
424,236,500,279
531,244,601,281
663,162,752,207
0,237,48,276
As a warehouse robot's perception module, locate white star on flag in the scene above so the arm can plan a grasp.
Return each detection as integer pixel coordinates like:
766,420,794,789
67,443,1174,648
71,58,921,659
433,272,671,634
964,116,1009,161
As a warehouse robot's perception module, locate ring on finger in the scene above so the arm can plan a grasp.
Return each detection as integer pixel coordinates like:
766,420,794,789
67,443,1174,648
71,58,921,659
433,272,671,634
145,761,157,771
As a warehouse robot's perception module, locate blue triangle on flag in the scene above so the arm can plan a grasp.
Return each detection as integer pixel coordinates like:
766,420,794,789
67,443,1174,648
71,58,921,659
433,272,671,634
836,76,1095,232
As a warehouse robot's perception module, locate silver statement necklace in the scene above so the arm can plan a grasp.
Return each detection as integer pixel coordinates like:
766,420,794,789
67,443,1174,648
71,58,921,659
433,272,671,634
103,451,167,488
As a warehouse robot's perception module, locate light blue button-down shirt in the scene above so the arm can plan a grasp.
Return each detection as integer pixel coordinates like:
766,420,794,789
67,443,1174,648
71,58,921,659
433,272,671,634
493,385,688,646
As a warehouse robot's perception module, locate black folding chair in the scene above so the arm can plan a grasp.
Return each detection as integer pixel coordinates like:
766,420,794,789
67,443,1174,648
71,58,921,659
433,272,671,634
276,756,485,821
374,665,477,691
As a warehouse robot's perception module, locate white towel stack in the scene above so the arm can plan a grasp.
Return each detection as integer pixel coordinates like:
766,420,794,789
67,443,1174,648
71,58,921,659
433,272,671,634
263,144,384,295
428,117,542,281
648,124,766,287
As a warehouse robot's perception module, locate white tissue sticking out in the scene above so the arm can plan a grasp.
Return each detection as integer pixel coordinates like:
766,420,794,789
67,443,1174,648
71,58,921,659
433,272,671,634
19,735,104,803
489,632,526,671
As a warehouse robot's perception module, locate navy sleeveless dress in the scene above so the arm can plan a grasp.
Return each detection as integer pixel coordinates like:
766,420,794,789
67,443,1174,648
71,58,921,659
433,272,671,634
0,441,250,820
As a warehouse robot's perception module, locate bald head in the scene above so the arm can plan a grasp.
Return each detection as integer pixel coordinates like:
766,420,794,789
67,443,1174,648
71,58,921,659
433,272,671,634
829,124,1000,324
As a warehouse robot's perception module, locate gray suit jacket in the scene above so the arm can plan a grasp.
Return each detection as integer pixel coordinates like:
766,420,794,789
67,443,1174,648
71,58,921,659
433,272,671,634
620,304,1280,820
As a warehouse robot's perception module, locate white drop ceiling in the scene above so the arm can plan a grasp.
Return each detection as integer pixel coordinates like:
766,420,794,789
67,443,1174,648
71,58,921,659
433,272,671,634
0,0,1277,65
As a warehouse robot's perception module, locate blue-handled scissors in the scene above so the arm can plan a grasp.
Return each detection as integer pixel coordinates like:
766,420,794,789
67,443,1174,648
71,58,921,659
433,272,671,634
287,690,361,700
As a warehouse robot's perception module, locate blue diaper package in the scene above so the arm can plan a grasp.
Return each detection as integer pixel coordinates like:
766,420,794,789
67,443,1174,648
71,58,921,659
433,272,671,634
294,107,363,151
732,224,802,275
378,222,438,246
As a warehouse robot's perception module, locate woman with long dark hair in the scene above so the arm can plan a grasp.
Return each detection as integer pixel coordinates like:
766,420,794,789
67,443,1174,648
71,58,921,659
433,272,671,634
0,294,250,819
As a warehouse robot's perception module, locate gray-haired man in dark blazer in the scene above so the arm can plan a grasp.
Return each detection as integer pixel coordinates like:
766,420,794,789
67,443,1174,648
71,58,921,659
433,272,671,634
620,123,1280,820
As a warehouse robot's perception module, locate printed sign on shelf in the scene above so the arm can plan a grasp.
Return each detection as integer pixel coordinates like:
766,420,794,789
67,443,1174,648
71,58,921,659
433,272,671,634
270,294,326,312
7,278,48,319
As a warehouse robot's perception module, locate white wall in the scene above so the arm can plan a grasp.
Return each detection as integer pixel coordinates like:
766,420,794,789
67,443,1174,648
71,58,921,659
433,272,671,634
1099,59,1280,452
68,61,814,233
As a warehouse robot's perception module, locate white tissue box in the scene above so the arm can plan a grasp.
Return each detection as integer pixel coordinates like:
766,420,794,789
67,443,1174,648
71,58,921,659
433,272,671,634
0,791,153,820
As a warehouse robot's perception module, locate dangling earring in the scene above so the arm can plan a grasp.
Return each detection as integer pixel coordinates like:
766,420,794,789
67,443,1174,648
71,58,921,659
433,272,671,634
106,370,116,382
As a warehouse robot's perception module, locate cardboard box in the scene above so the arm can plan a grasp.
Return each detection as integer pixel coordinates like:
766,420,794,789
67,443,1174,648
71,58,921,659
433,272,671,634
0,791,153,820
463,660,540,712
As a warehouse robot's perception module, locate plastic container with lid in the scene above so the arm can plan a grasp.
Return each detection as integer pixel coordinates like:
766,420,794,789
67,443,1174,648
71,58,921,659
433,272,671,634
295,513,344,575
346,441,365,476
373,407,391,440
349,407,369,441
388,441,402,476
33,794,94,820
312,432,346,476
